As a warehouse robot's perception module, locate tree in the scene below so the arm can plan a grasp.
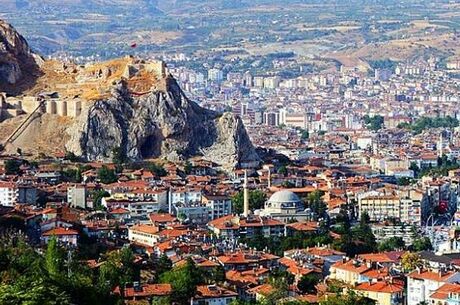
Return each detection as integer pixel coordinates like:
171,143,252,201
363,115,384,131
401,252,421,272
112,147,127,165
397,177,413,186
64,152,80,162
92,190,110,210
301,129,309,140
306,190,327,218
378,237,405,252
4,159,21,175
97,166,118,184
334,212,377,256
297,273,321,294
412,237,433,252
148,163,167,177
278,165,288,176
45,237,64,280
99,247,137,299
159,258,204,305
184,161,193,175
232,190,267,214
156,254,173,278
0,231,122,305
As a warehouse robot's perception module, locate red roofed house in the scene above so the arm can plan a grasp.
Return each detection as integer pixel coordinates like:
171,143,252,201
191,285,237,305
113,283,172,302
352,280,404,305
407,268,460,305
42,227,79,246
428,282,460,305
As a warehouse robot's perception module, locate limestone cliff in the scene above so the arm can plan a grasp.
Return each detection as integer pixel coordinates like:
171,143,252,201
66,77,260,170
0,19,43,91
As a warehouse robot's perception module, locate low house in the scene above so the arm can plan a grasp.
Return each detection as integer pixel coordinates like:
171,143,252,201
191,285,237,305
42,227,79,246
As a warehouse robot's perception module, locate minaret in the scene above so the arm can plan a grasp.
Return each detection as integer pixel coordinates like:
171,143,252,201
243,169,249,218
267,168,271,189
438,132,444,157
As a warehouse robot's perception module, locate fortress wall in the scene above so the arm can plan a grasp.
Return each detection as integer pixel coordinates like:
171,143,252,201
146,60,166,78
56,100,67,116
46,100,57,115
67,99,82,117
22,96,40,113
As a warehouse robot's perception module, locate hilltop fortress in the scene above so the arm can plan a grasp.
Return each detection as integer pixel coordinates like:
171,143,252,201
0,58,167,122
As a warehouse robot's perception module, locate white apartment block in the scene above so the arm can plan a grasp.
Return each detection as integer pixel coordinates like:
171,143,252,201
407,269,460,305
0,182,18,206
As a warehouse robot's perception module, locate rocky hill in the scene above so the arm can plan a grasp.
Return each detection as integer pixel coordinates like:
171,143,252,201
0,19,43,93
0,19,260,170
66,77,259,169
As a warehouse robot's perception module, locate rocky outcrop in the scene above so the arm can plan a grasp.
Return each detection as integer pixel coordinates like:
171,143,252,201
0,19,43,89
66,77,260,170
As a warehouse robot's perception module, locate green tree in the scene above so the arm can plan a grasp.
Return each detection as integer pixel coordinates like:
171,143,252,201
301,129,309,140
92,189,110,210
64,151,80,162
412,237,433,252
306,190,326,218
184,161,193,175
401,252,421,272
112,146,127,165
397,177,413,186
363,115,384,131
97,166,118,184
4,159,21,175
297,273,321,294
156,254,173,278
378,237,405,252
45,237,64,280
159,258,204,305
333,212,377,256
278,165,288,176
232,190,267,214
320,291,376,305
99,247,137,299
148,163,168,177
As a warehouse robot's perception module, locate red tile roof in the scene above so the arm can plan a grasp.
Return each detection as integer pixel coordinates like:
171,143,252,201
43,227,79,236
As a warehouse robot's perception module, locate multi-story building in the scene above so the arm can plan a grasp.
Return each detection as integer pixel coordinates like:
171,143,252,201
358,189,429,225
202,194,232,220
0,181,18,206
407,269,460,305
171,202,209,224
127,224,160,247
67,185,88,209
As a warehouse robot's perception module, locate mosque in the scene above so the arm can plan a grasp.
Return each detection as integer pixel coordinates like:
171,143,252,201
242,170,313,223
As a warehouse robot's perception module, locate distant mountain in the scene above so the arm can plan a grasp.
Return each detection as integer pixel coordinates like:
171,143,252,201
0,0,162,13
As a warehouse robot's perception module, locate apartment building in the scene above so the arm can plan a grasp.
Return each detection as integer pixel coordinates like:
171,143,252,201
407,269,460,305
0,181,18,206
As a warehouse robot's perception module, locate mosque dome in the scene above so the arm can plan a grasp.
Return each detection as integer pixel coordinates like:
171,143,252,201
268,190,301,204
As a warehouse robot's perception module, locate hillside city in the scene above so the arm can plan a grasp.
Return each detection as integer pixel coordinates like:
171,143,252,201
2,1,460,305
